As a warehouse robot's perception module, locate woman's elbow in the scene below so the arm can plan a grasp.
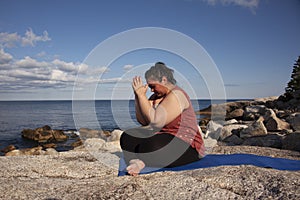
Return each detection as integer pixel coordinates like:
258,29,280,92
150,120,165,129
139,121,149,126
150,113,167,129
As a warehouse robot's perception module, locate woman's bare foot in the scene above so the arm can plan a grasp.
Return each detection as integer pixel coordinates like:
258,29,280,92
126,159,145,176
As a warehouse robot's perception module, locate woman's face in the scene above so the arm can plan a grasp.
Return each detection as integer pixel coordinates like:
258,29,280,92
146,79,168,98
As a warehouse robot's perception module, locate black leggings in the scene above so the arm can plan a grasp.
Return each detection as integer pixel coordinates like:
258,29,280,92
120,127,201,168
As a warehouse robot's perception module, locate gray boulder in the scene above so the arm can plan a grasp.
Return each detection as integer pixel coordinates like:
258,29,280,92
243,105,267,121
282,132,300,151
219,124,248,141
107,129,123,142
287,113,300,131
240,120,268,139
223,134,244,145
79,128,110,139
22,125,67,143
264,109,290,131
242,134,283,149
226,108,244,120
204,120,223,139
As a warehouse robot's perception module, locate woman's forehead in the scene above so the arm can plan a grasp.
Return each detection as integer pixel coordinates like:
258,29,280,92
146,79,160,84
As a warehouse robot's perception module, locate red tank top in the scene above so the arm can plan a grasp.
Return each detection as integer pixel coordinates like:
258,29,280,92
156,86,205,156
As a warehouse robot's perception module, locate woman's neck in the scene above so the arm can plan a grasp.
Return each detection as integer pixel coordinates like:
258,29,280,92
165,83,176,94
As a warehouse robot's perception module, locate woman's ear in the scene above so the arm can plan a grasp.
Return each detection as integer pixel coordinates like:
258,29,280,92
161,76,167,83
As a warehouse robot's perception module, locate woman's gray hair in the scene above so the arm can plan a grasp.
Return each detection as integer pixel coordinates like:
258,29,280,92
145,62,177,84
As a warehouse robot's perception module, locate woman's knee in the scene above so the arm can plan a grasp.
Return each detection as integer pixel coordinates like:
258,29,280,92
120,131,130,150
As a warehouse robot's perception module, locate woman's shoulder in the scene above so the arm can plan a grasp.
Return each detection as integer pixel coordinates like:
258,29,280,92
170,86,190,109
172,86,189,98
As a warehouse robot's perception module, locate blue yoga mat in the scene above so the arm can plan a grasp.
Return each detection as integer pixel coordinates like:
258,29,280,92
118,153,300,176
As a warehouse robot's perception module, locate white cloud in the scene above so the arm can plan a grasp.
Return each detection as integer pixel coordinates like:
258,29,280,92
203,0,259,10
123,64,134,71
53,59,78,73
99,77,123,83
0,74,18,82
0,32,20,48
16,56,48,68
0,29,113,97
8,69,49,80
36,51,47,58
52,59,92,74
21,28,51,47
0,27,124,97
51,69,69,81
88,66,110,75
49,59,109,76
0,48,13,65
0,54,124,94
0,28,51,48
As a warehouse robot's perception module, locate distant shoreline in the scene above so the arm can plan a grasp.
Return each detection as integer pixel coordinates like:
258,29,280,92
0,98,254,102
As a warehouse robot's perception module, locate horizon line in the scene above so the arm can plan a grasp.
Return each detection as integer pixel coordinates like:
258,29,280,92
0,98,254,102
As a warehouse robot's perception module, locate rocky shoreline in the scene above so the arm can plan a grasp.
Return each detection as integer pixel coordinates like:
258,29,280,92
0,96,300,199
0,144,299,199
198,96,300,152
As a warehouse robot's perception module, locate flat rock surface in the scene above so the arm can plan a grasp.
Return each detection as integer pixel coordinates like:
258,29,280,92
0,146,299,200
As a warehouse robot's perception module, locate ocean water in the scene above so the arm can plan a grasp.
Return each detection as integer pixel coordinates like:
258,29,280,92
0,99,228,151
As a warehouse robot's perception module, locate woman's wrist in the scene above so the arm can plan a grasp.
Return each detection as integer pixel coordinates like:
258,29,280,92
134,89,147,98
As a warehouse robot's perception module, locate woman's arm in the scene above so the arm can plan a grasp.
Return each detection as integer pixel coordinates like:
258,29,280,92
135,94,149,126
149,94,164,109
132,76,152,126
135,92,164,126
132,77,188,129
137,90,188,128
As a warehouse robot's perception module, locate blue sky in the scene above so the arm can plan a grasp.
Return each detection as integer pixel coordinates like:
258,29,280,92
0,0,299,100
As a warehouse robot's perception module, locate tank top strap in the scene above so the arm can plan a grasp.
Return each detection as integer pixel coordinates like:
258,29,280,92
172,86,192,107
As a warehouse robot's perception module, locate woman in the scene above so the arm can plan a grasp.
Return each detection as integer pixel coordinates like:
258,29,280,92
120,62,205,176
